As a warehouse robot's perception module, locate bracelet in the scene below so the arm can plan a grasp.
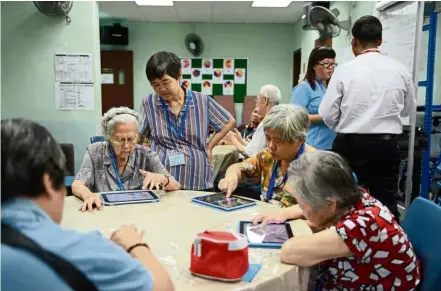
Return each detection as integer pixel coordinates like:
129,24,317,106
127,243,149,253
163,175,170,187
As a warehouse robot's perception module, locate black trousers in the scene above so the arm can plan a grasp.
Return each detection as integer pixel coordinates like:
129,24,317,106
332,133,401,220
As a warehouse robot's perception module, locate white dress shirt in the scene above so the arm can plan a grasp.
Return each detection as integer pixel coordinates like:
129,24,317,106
319,52,416,134
244,122,266,157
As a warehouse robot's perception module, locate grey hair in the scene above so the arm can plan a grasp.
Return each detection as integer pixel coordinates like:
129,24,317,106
262,104,310,143
101,107,141,140
287,151,362,210
258,84,281,105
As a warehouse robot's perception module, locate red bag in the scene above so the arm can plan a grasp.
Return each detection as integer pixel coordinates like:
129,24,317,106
190,230,249,282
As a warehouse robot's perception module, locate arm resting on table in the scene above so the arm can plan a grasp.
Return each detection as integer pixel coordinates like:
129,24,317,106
72,180,95,201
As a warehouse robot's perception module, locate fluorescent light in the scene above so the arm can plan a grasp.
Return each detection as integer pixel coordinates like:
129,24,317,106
251,0,292,8
135,0,174,6
301,14,306,19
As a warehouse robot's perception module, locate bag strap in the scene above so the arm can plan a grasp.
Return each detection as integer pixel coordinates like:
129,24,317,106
1,223,98,291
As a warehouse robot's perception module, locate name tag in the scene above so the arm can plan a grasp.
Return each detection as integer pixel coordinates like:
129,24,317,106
169,152,185,167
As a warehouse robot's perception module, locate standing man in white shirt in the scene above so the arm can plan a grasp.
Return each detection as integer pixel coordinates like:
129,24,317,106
319,15,416,220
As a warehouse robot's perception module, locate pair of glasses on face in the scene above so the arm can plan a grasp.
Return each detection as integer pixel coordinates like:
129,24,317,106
111,136,138,146
317,62,337,69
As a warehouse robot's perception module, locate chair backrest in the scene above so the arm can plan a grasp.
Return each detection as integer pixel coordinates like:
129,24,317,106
242,96,256,126
401,197,441,291
214,95,236,121
59,143,75,176
90,136,105,144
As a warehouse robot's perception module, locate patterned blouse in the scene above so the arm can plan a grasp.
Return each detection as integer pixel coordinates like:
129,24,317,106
75,142,170,193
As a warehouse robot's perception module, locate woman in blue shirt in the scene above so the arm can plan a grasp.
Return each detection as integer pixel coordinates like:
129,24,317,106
291,47,337,150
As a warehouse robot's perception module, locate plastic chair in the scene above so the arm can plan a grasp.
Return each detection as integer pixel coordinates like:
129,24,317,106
89,136,105,144
401,197,441,291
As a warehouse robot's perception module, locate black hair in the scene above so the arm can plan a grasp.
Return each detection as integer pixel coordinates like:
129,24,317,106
1,119,66,202
304,46,336,90
352,15,382,47
145,51,182,83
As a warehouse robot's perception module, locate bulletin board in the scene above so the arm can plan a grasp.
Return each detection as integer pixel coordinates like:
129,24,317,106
180,58,248,103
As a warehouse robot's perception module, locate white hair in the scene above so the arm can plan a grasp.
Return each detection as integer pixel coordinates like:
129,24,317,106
262,104,310,143
101,107,141,141
258,84,282,105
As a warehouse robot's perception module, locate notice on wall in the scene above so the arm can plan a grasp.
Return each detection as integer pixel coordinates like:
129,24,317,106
54,53,95,110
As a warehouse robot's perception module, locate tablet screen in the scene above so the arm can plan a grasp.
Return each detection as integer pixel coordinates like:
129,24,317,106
193,193,254,208
103,191,156,203
244,223,291,244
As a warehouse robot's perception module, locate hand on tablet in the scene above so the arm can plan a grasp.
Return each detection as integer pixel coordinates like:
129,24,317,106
110,225,145,251
218,177,238,197
80,193,103,212
140,170,167,190
251,212,289,227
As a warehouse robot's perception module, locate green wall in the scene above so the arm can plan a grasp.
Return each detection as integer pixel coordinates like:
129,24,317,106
1,1,102,171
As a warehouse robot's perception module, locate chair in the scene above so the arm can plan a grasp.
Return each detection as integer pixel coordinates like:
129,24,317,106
401,197,441,291
214,95,236,121
59,143,75,176
90,136,105,144
242,96,256,125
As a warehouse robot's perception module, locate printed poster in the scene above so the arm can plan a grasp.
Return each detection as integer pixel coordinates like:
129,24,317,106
191,68,202,83
202,80,212,95
223,80,234,95
213,69,223,84
202,59,213,75
182,79,191,89
223,58,234,74
234,68,246,84
181,59,191,74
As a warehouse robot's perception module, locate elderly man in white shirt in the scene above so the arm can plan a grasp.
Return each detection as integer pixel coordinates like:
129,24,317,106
319,15,416,220
224,84,281,158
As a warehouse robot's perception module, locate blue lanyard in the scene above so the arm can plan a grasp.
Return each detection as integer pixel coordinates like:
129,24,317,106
109,144,125,191
160,90,192,139
266,143,305,202
316,78,326,93
242,127,256,139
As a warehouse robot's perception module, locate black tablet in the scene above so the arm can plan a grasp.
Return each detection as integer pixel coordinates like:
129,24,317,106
191,192,256,211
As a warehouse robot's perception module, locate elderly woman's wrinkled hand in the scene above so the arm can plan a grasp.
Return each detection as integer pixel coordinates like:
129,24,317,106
218,177,238,197
140,169,167,190
80,193,103,212
251,212,289,227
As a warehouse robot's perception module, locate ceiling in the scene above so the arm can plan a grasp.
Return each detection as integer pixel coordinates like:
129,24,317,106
98,1,306,24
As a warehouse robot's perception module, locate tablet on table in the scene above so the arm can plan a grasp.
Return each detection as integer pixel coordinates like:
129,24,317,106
100,190,160,206
191,192,256,211
238,220,294,248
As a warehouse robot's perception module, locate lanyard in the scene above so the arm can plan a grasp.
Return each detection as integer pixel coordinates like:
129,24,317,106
109,144,125,191
316,78,326,92
266,143,305,202
356,48,381,56
242,127,256,139
160,90,192,139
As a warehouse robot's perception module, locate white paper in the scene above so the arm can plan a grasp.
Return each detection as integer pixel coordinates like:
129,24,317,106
202,80,212,95
223,80,234,95
223,58,234,74
202,59,213,75
182,79,191,89
181,59,192,74
191,68,202,83
213,69,223,84
234,68,246,84
55,53,93,83
55,83,94,110
101,73,114,84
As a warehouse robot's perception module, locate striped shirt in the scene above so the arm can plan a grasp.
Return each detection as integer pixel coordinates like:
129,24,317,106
139,89,231,190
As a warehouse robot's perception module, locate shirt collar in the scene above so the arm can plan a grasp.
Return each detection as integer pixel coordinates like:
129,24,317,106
1,198,53,229
156,87,195,111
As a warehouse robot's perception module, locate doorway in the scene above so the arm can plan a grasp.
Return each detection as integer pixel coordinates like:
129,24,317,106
293,49,301,87
101,50,134,114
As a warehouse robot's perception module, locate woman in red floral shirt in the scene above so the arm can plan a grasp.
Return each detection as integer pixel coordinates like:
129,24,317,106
252,151,420,290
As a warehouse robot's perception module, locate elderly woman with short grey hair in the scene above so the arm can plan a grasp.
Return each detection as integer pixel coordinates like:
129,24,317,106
252,151,420,290
218,104,315,207
73,107,180,211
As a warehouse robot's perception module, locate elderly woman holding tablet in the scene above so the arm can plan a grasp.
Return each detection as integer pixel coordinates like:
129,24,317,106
72,107,180,211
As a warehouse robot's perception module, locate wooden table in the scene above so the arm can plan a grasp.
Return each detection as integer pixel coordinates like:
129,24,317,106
61,191,312,291
212,145,240,182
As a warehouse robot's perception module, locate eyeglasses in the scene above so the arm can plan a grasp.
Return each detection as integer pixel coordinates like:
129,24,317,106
317,62,338,69
111,136,138,146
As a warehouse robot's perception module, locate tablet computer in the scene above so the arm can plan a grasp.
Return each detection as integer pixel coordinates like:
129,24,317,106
238,220,294,248
100,190,160,206
191,192,256,211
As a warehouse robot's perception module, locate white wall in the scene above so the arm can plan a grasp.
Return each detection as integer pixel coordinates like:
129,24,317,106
100,21,296,123
1,1,102,171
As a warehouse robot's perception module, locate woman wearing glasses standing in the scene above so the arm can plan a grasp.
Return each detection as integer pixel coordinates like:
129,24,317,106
72,107,180,211
291,47,337,150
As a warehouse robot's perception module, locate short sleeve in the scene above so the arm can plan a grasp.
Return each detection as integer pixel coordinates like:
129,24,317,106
138,96,152,137
75,149,95,189
237,151,264,185
244,125,266,157
208,97,231,132
291,82,311,109
142,147,170,176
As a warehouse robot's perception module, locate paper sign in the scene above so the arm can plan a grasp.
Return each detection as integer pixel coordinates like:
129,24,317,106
202,59,213,75
101,73,114,84
223,58,234,74
191,68,202,83
182,79,191,89
202,80,212,95
234,68,246,84
181,59,191,74
213,69,223,84
223,80,234,95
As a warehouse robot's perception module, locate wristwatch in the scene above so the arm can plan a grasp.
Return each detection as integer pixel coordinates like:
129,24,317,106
162,175,170,187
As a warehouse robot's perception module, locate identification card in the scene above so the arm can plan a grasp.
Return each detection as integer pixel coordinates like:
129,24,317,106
169,153,185,167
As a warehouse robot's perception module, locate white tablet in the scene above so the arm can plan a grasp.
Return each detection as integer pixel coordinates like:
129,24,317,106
100,190,160,206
